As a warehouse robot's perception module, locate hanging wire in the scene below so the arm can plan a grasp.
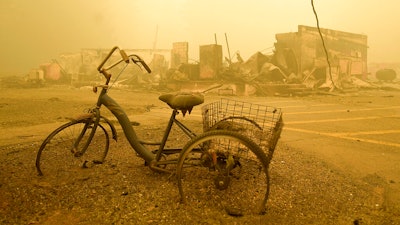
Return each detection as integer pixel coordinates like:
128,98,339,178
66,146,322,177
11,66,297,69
311,0,337,90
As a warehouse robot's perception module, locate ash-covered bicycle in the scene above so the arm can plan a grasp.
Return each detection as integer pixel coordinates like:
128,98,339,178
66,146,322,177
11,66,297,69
35,46,283,215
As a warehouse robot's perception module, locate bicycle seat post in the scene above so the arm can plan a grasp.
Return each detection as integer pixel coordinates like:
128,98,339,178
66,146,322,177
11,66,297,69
154,92,204,161
155,109,179,161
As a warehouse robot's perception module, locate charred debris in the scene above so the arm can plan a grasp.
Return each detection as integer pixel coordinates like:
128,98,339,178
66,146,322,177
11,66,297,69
4,25,399,95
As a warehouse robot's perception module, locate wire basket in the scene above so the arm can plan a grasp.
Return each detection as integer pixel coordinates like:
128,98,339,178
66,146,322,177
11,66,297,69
202,98,283,160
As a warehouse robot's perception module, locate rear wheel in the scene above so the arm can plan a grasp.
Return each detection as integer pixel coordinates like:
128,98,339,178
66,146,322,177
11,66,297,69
35,119,110,178
176,130,270,215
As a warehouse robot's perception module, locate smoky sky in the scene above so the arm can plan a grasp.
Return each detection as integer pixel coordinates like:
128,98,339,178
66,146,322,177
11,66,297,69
1,0,399,75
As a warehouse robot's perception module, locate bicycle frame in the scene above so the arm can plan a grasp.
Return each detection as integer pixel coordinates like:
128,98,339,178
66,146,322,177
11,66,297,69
92,86,199,172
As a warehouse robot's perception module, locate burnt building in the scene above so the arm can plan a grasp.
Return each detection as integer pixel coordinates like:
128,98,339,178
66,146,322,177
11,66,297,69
274,25,368,88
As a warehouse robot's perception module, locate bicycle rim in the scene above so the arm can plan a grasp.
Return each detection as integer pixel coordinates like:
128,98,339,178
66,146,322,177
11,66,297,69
35,119,110,179
176,130,270,215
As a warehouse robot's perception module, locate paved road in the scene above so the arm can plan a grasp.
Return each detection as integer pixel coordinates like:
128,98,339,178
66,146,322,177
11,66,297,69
272,94,400,177
261,90,400,213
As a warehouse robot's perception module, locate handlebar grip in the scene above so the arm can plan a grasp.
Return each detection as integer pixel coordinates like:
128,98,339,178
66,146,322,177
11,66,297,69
141,61,152,73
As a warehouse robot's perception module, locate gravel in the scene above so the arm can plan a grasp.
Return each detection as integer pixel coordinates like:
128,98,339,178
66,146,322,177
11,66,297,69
1,127,397,225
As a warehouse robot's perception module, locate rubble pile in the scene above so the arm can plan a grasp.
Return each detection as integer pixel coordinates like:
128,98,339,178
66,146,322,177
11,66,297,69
3,25,399,93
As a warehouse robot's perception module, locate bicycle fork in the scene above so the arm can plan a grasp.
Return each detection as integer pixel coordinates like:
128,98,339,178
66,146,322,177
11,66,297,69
72,108,101,157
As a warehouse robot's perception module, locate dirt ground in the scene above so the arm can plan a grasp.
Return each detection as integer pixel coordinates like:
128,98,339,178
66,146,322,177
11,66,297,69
0,86,399,224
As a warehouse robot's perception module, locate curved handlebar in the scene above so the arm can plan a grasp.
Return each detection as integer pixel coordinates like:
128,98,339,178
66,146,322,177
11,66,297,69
97,46,152,81
130,55,152,73
138,59,152,73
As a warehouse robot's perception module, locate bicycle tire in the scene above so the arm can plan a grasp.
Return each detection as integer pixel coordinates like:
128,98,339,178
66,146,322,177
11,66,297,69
176,130,270,215
35,118,110,178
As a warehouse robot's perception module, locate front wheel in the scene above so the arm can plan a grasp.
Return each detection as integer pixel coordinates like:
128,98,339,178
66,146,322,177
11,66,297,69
176,130,270,215
35,118,110,178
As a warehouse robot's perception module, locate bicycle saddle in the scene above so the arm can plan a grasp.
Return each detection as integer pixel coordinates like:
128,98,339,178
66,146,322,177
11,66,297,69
159,92,204,116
